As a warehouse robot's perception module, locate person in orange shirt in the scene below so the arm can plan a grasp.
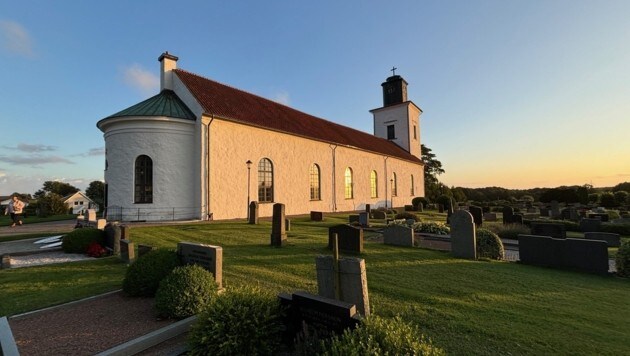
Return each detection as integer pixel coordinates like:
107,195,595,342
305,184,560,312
5,195,25,227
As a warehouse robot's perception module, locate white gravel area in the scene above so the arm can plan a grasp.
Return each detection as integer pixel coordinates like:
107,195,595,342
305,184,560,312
9,252,95,268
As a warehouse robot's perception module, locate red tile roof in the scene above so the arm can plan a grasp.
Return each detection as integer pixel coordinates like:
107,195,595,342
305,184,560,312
174,69,422,163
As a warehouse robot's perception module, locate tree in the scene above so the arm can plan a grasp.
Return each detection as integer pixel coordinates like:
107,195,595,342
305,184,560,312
421,144,446,202
85,180,105,210
612,182,630,192
613,191,628,206
599,192,616,208
451,187,467,202
34,181,79,199
36,193,68,216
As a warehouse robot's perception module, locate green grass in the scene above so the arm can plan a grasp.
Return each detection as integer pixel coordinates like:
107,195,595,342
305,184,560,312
1,214,629,355
0,214,76,227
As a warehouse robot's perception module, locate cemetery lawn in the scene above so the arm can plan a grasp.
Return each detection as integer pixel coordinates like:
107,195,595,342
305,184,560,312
1,214,629,355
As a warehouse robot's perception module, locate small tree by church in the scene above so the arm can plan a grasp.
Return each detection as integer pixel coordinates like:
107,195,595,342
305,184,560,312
422,144,447,202
86,180,105,211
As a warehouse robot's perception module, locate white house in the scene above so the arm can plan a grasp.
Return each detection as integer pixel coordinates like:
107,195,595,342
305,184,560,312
97,52,425,221
63,192,98,214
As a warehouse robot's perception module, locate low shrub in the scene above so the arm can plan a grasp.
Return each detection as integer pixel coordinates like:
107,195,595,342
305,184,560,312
526,219,579,232
601,223,630,236
395,212,420,222
122,249,181,297
476,228,505,260
322,315,444,356
412,197,429,210
412,222,450,235
615,240,630,278
486,223,530,240
188,285,284,356
61,228,105,253
607,210,621,220
155,265,219,319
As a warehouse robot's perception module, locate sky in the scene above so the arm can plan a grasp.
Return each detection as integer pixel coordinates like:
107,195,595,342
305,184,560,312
0,0,629,196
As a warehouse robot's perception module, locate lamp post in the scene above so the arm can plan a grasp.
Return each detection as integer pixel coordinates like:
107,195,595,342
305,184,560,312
246,160,252,220
390,178,394,209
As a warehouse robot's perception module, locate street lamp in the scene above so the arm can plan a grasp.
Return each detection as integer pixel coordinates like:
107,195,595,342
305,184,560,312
246,160,252,220
390,178,394,209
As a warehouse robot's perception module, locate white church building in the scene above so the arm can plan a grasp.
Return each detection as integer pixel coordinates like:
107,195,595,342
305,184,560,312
97,52,424,221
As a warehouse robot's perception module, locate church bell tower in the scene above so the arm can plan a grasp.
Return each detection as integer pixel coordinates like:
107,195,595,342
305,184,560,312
370,69,422,159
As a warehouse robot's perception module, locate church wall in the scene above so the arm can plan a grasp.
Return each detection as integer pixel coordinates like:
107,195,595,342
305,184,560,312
207,119,424,220
103,118,198,221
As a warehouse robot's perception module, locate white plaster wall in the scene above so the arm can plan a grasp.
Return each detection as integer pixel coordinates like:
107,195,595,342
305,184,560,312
207,119,424,220
406,104,422,159
101,117,197,221
373,104,410,151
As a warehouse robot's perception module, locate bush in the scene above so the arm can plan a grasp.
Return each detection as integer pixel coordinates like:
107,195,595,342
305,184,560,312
188,285,284,356
616,241,630,278
607,210,621,220
395,212,420,222
155,265,218,319
476,228,505,260
322,315,444,356
601,223,630,235
486,223,530,240
122,249,181,297
600,192,617,208
412,222,450,235
412,197,429,210
526,219,579,232
62,228,105,253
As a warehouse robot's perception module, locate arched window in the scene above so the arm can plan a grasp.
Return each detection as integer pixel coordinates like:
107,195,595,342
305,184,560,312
344,167,353,199
134,155,153,204
391,172,397,197
370,170,378,198
258,158,274,202
310,164,321,200
410,174,415,196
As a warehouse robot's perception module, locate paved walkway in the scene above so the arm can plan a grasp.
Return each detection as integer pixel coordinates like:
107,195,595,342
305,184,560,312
0,220,75,238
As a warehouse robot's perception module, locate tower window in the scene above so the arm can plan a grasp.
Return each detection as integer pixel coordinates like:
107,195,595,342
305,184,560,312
387,125,395,140
413,125,417,140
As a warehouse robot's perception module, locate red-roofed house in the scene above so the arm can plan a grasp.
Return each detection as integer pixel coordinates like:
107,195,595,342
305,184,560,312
97,52,424,221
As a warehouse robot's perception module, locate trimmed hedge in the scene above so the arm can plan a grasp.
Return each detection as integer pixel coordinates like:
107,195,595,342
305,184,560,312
395,212,420,222
486,223,530,240
61,228,105,253
155,265,219,319
322,315,444,355
412,222,450,235
122,249,181,297
615,240,630,278
476,228,505,260
188,285,284,356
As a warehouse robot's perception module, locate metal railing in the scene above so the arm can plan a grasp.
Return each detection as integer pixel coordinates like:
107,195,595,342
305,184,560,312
104,205,205,222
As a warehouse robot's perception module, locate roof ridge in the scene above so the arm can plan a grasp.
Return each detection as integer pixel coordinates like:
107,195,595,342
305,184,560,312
173,69,415,155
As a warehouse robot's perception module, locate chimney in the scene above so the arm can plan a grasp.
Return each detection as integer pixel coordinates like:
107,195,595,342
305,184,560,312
158,51,178,91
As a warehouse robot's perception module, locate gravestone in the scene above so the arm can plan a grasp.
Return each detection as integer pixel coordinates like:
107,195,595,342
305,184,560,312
1,255,10,269
358,212,369,227
349,215,360,224
104,223,121,255
137,244,154,257
371,210,386,219
450,210,476,259
438,204,444,213
584,232,621,247
404,205,414,211
530,222,566,239
588,213,609,222
502,206,514,225
248,201,259,224
365,204,371,213
383,224,414,247
560,208,571,220
120,224,130,241
540,208,550,217
483,212,497,221
417,202,424,212
569,208,579,221
271,203,287,247
120,239,135,263
446,201,454,224
328,225,363,253
177,241,223,289
518,234,609,275
550,201,560,219
316,256,370,316
469,206,483,227
579,218,601,232
512,214,524,225
310,211,324,221
285,218,291,231
278,291,360,342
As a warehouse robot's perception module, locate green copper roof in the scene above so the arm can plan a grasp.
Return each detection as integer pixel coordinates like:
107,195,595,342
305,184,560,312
106,90,196,120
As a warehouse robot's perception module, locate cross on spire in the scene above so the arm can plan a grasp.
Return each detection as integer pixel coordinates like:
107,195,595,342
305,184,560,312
390,66,397,76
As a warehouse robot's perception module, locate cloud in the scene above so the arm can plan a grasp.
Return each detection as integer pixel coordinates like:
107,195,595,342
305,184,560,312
12,143,56,152
0,20,34,57
0,155,74,166
72,147,105,157
123,64,159,95
272,91,290,105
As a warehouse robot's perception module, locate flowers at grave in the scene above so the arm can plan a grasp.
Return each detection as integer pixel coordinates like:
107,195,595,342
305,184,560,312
86,241,107,258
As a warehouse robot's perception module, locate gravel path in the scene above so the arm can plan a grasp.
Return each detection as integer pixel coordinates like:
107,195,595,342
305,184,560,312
9,291,175,355
9,251,94,268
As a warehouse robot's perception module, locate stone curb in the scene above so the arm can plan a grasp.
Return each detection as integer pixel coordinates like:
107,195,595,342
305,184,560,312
0,316,19,356
96,315,196,356
11,289,122,319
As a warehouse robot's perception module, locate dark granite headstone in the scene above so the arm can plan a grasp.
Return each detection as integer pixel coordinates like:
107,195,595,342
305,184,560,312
540,208,550,217
310,211,324,221
584,232,621,247
579,218,601,233
438,204,444,213
365,204,371,213
588,213,609,222
104,223,121,255
530,222,566,239
120,239,135,263
417,202,424,212
469,206,483,227
278,291,360,343
248,201,259,224
512,214,524,225
502,206,514,225
371,210,386,219
482,206,490,213
177,241,223,288
560,208,571,220
271,203,287,247
328,225,363,253
358,212,369,227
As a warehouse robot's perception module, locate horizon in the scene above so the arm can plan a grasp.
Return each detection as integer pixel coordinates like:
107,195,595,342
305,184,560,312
1,1,629,196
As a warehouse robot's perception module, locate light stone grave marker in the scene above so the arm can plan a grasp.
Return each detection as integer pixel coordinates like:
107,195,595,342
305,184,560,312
383,224,414,247
450,210,476,259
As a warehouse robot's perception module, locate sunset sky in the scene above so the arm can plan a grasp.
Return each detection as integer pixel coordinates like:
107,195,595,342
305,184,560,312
0,0,628,195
